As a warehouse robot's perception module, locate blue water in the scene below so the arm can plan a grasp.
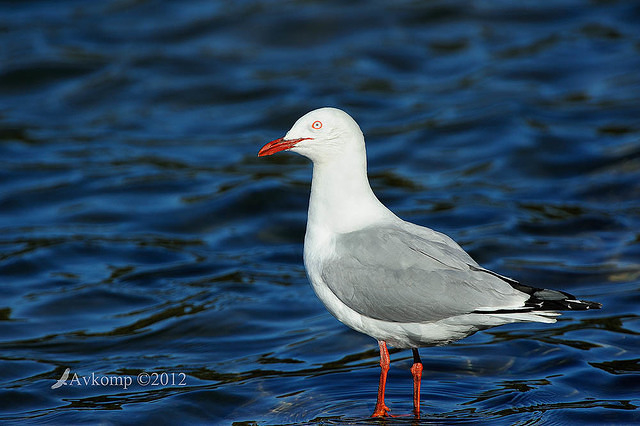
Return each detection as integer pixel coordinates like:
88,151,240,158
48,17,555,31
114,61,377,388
1,1,639,424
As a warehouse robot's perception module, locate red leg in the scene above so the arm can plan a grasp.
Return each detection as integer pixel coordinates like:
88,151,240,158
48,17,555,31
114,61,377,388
411,348,423,417
371,340,391,417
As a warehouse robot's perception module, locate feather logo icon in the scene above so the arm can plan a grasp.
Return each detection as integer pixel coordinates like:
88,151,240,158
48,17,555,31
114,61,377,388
51,368,70,389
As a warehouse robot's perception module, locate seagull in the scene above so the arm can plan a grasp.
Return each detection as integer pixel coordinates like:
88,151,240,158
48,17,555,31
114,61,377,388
258,107,601,417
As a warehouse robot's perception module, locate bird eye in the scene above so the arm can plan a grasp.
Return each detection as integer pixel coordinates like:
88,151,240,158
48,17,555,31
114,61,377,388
312,121,322,129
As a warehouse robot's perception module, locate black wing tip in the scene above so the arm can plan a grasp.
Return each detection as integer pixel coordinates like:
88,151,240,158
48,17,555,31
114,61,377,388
469,264,603,312
562,299,602,310
525,295,602,311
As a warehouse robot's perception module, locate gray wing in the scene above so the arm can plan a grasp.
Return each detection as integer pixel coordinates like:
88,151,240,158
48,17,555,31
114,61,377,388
321,224,527,323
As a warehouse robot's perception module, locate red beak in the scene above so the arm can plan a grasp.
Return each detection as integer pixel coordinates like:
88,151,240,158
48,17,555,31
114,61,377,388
258,137,311,157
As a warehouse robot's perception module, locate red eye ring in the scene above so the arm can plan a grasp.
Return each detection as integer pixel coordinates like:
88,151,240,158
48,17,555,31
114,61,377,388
312,121,322,129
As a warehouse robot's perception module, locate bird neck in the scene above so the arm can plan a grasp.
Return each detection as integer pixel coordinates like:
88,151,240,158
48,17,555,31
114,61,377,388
307,154,394,235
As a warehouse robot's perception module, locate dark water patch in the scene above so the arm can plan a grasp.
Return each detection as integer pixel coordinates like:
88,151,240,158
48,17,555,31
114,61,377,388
0,60,102,93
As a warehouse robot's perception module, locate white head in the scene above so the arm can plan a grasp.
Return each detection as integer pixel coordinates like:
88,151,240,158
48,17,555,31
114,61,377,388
259,107,395,232
258,107,365,165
